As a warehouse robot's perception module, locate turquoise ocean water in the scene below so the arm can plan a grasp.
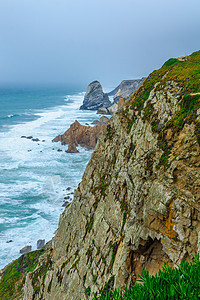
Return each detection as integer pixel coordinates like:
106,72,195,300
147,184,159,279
0,86,99,269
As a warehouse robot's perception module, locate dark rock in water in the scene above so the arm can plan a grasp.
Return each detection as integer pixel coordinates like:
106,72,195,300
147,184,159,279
80,81,111,110
27,136,33,139
62,201,70,207
32,138,40,142
21,136,26,138
37,239,45,250
42,140,45,142
64,196,70,200
57,149,62,152
65,143,79,153
85,123,89,125
20,245,32,254
70,192,74,195
66,187,71,191
6,240,13,243
28,150,32,152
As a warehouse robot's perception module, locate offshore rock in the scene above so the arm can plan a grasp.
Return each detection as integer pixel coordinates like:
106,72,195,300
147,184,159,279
37,240,45,250
80,81,111,110
53,119,109,150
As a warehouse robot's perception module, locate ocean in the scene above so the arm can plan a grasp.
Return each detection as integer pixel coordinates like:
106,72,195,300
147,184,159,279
0,86,100,269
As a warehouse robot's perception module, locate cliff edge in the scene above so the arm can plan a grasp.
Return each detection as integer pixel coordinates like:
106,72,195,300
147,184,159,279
1,51,200,300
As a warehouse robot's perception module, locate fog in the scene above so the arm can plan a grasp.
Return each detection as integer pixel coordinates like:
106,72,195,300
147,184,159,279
0,0,199,89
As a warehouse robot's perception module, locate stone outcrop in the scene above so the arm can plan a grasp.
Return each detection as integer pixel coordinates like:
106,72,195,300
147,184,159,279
20,246,32,254
108,78,145,102
53,119,109,150
1,50,200,300
80,81,111,110
65,143,79,153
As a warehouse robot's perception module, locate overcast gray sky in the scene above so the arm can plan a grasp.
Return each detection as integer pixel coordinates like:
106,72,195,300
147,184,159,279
0,0,199,89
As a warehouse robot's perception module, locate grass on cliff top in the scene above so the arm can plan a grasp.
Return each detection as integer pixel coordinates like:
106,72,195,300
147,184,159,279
93,255,200,300
122,50,200,132
0,249,45,300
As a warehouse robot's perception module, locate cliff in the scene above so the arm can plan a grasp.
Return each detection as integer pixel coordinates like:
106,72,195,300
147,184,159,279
80,81,111,110
1,51,200,300
108,78,145,102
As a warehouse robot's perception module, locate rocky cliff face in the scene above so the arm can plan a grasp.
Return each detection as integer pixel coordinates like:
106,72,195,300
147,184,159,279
1,51,200,300
108,78,145,101
80,81,111,110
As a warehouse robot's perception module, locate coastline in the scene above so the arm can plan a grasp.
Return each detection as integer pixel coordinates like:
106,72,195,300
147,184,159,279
0,89,100,269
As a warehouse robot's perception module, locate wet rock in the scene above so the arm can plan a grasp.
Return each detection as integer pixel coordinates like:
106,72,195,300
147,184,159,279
6,240,13,243
64,196,70,200
66,187,71,191
21,136,26,138
62,201,70,207
26,136,33,139
57,149,62,152
37,239,45,250
20,245,32,254
65,143,79,153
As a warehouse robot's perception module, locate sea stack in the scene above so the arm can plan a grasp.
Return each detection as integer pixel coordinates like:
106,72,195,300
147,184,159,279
80,81,111,110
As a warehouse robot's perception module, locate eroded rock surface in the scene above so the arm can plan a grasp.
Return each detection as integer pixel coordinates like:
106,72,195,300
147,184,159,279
80,81,111,110
1,51,200,300
53,119,109,150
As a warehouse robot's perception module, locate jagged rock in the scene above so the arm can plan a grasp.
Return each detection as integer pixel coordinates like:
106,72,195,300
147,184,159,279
57,149,62,152
65,143,79,153
32,138,40,142
80,81,111,110
20,245,32,254
53,119,109,149
26,136,33,139
37,240,45,250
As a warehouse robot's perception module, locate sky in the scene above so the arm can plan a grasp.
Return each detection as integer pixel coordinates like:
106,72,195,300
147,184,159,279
0,0,199,89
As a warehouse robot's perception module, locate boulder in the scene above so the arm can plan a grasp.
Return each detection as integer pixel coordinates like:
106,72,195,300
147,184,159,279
80,81,111,110
20,245,32,254
37,239,45,250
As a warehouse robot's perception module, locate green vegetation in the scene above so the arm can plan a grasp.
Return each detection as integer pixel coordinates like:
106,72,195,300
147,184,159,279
0,249,45,299
93,255,200,299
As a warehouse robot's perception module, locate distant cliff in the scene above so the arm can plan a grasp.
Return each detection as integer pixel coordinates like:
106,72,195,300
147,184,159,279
80,81,111,110
1,51,200,300
108,78,145,102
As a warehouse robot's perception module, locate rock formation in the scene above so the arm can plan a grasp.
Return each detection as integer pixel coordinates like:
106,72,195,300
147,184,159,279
108,78,145,102
53,119,109,150
80,81,111,110
65,143,79,153
1,50,200,300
